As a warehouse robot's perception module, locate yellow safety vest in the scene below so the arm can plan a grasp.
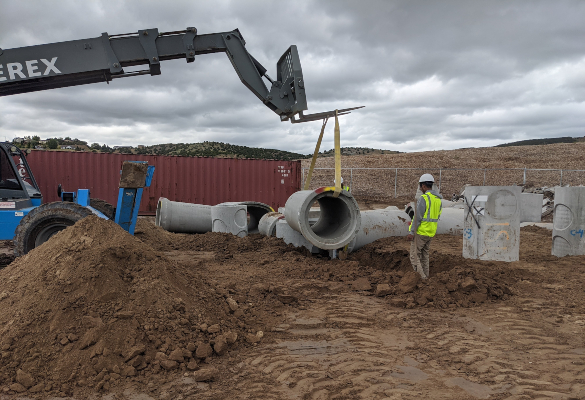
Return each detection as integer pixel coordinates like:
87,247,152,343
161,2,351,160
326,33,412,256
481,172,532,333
416,192,442,237
343,184,350,192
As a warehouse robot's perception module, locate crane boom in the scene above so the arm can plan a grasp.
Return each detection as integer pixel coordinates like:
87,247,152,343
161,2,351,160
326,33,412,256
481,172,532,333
0,27,311,121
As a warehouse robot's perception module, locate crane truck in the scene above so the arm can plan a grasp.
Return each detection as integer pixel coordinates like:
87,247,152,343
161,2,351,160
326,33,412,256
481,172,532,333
0,27,361,256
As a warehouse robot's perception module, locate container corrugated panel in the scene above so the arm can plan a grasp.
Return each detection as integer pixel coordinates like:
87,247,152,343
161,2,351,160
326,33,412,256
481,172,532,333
26,151,301,215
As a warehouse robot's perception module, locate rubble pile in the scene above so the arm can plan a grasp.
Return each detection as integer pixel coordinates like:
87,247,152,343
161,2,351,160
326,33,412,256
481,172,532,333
347,238,521,308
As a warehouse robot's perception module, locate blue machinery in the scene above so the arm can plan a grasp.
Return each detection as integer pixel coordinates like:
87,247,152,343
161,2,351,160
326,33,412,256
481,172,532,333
115,162,155,235
60,161,155,235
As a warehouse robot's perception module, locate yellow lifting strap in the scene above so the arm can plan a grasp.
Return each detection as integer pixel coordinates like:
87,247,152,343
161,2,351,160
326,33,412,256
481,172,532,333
303,110,342,198
332,109,342,198
303,117,328,190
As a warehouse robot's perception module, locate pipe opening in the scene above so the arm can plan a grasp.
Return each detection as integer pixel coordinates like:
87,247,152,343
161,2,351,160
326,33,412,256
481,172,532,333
308,196,353,241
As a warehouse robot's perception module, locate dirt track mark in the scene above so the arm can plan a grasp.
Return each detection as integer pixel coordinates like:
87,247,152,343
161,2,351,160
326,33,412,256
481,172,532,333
192,293,585,400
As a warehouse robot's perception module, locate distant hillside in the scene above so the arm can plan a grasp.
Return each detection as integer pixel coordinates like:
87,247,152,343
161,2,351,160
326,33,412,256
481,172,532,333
496,136,585,147
318,147,400,157
133,141,309,161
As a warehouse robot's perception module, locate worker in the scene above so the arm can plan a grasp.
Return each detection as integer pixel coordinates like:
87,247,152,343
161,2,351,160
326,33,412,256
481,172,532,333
406,173,442,279
335,177,350,192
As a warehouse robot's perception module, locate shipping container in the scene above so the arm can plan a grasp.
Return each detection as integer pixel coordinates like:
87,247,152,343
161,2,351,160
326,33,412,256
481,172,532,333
26,151,301,215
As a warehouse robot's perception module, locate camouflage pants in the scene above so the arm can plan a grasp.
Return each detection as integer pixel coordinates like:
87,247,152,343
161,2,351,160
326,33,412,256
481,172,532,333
409,234,433,279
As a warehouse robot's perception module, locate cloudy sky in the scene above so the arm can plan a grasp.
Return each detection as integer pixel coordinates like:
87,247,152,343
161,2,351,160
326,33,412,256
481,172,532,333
1,0,584,154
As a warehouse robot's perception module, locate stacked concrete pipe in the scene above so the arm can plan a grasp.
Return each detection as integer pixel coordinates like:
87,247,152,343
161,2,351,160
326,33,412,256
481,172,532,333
284,188,361,250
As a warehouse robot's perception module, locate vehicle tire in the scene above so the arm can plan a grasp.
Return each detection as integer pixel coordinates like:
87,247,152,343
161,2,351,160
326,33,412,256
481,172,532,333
90,198,116,220
14,202,94,257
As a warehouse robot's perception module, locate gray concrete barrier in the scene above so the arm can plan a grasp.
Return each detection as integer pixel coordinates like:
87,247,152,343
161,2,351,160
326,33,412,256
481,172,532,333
211,204,248,237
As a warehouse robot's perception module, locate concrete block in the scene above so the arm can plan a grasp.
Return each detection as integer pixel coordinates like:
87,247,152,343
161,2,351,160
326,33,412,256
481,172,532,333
520,193,543,223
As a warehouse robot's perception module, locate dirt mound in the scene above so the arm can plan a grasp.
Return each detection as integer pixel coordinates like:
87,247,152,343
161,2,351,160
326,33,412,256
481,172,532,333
348,238,521,308
0,216,257,397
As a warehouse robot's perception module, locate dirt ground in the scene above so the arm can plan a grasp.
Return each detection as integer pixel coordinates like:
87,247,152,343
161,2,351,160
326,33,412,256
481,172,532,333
0,217,583,400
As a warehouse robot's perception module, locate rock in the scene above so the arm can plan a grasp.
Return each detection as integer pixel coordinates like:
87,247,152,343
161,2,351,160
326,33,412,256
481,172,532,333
213,337,228,356
416,295,428,306
470,292,488,303
375,284,392,297
446,281,459,292
168,348,185,362
277,294,297,304
207,324,220,334
186,359,198,371
226,298,238,311
233,309,244,319
182,349,193,358
195,343,213,359
29,383,44,393
193,367,219,382
79,328,102,349
124,344,146,362
9,383,26,393
389,298,407,308
160,360,178,370
115,311,134,319
352,277,372,291
121,365,136,377
186,342,197,352
245,333,262,344
60,337,69,346
398,271,420,294
16,369,34,388
129,355,144,368
460,277,477,292
224,331,238,345
155,351,168,361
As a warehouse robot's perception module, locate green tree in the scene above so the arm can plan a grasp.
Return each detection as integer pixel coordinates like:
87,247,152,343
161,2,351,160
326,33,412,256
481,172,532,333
47,139,58,149
90,143,101,150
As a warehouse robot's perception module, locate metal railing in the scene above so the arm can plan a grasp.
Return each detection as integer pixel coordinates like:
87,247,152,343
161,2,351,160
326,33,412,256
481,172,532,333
301,167,585,200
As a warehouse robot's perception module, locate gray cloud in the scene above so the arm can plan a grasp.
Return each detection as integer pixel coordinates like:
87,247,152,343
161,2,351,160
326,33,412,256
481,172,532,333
1,0,585,154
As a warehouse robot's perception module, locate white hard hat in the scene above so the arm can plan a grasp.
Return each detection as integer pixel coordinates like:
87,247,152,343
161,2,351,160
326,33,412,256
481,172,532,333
419,173,434,183
335,177,344,184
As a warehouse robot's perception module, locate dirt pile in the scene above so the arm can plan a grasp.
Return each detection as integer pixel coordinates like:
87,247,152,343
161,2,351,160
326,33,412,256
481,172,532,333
0,216,259,397
347,237,521,308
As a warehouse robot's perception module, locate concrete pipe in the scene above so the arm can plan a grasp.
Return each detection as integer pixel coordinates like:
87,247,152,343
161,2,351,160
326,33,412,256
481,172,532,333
275,219,321,253
211,204,248,237
284,188,361,250
348,209,411,252
155,197,212,233
258,212,284,237
217,201,273,234
436,208,464,235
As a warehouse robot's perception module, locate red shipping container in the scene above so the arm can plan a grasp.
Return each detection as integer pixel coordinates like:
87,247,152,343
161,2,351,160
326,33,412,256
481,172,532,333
26,151,301,215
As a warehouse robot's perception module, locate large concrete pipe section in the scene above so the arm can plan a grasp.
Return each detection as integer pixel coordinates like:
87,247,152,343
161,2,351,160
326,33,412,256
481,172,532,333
284,188,361,250
258,212,284,236
155,197,212,233
348,209,411,252
436,208,464,235
217,201,273,234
